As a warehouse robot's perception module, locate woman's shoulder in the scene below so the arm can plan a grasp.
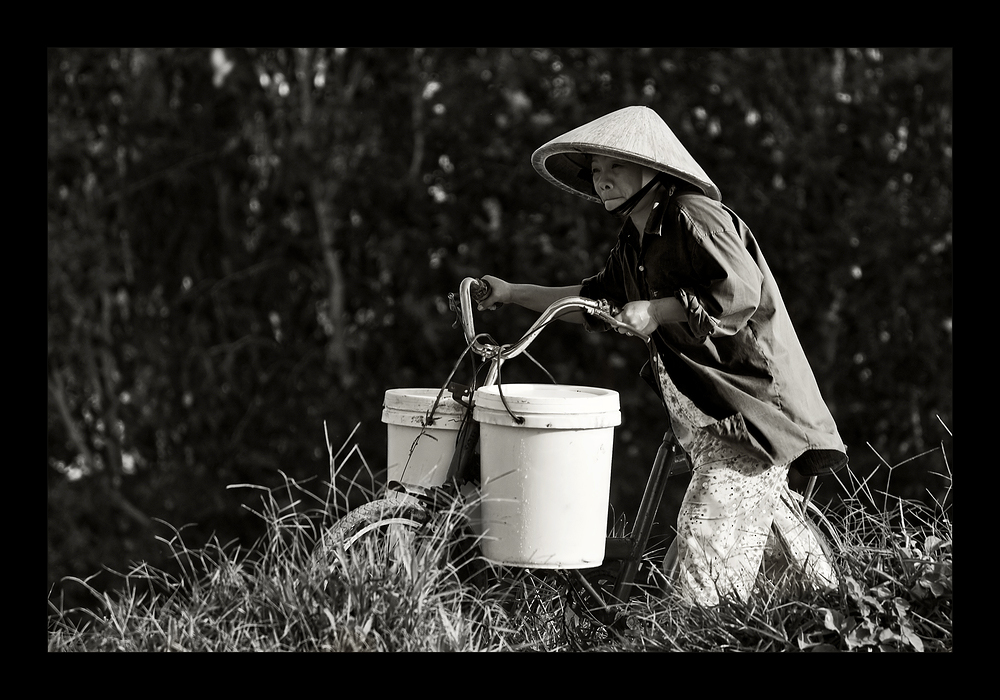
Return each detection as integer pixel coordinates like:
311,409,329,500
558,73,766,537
670,191,736,237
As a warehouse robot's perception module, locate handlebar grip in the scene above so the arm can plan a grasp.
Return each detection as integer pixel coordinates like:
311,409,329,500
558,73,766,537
472,278,502,309
592,299,648,341
471,278,490,302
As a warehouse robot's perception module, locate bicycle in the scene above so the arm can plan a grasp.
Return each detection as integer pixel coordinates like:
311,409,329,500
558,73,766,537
314,277,836,635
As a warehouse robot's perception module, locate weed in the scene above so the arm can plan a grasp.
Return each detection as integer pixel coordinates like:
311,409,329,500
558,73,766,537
48,426,952,652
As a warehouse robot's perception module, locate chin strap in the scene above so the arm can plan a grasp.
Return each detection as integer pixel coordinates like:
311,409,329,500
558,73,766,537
612,172,665,219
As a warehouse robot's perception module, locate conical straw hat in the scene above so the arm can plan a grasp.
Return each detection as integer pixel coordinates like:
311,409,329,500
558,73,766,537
531,106,721,202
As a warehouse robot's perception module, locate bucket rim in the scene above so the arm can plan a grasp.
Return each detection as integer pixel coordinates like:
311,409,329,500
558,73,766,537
473,383,620,414
383,387,466,415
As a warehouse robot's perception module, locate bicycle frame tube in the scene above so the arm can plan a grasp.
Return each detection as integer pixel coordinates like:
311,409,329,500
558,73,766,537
608,428,678,604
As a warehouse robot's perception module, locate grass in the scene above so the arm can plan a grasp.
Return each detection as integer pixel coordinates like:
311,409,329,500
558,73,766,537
47,427,952,652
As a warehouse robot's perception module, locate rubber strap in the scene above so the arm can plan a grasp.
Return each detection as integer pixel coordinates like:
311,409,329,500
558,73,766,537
611,173,665,219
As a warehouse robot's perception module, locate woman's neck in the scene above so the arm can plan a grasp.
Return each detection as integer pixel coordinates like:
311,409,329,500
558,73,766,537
628,187,659,241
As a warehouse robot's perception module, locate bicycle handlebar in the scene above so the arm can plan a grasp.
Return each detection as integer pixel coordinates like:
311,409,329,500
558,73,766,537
455,277,650,369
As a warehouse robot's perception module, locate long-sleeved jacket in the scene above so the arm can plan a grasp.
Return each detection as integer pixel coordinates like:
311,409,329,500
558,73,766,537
580,184,847,474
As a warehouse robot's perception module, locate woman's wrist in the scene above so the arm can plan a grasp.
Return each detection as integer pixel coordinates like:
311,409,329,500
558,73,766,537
650,296,687,326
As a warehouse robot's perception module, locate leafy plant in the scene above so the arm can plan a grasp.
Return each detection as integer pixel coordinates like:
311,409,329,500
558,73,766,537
798,437,953,652
49,427,952,652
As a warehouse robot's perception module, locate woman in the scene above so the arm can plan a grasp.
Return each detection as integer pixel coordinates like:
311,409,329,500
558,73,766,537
477,106,846,606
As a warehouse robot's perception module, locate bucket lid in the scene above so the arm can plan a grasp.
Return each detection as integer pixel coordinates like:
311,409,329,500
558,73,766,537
382,388,467,428
384,388,466,413
473,384,621,429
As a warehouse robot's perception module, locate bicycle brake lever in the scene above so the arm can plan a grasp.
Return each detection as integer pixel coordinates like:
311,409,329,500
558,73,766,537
447,292,463,329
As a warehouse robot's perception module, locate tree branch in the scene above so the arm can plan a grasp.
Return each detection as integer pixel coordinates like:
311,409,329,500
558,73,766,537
296,48,352,381
47,367,94,470
409,48,426,184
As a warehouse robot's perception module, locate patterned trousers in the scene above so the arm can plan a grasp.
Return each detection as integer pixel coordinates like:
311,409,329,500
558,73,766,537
649,353,838,606
666,432,839,606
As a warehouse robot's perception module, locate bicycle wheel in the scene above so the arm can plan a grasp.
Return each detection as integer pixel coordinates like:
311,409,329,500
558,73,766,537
312,497,428,573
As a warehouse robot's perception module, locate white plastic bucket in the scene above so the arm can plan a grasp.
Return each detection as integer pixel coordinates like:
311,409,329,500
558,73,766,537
382,388,466,488
473,384,620,569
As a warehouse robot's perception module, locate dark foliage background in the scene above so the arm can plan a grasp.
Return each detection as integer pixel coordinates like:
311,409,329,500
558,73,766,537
47,48,952,617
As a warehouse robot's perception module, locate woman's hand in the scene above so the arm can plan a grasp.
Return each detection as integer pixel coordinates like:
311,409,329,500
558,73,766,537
615,300,659,337
477,275,510,310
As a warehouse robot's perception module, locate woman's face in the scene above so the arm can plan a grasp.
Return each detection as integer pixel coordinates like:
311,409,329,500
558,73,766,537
590,155,656,211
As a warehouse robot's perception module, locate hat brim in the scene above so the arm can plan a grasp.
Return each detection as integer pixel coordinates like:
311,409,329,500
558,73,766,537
530,106,722,202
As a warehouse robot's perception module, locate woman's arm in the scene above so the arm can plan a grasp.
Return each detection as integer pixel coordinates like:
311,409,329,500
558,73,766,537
479,275,687,333
479,276,586,324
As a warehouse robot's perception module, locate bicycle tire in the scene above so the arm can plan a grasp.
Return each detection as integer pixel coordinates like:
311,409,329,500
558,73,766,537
312,494,493,592
313,497,428,568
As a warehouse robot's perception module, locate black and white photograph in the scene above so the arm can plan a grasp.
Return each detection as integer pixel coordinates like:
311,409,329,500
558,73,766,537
48,48,952,652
